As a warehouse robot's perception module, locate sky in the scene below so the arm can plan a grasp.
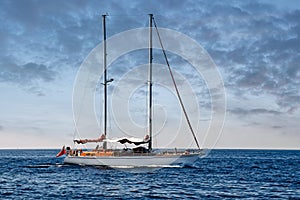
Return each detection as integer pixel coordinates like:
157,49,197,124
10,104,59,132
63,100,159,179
0,0,299,149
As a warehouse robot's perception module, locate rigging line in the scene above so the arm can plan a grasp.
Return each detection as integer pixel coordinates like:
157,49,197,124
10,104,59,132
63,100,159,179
152,17,201,150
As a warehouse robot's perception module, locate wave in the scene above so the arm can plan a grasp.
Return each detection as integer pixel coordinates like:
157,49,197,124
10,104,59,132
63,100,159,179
24,163,64,168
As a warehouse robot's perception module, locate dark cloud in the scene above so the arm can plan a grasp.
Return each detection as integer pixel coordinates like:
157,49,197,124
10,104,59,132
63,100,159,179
192,2,300,113
229,108,282,116
272,125,283,129
2,0,40,29
0,61,55,83
0,0,103,95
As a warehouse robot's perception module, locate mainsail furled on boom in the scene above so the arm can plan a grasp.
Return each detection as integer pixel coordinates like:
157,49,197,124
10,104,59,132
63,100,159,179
74,134,106,144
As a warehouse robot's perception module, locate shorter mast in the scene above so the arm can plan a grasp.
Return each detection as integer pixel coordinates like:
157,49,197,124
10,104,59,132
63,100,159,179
148,14,153,151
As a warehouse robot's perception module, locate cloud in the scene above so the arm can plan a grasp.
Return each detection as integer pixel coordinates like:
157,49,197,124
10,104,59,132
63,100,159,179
0,58,57,95
192,2,300,113
0,0,102,95
0,61,56,84
271,125,283,129
229,107,282,116
1,0,299,113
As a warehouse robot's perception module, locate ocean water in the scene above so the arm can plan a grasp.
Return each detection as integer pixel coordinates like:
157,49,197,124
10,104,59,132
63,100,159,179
0,149,299,199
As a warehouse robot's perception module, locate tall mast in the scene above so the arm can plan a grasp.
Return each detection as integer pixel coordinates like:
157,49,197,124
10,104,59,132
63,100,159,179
148,14,153,151
103,14,108,150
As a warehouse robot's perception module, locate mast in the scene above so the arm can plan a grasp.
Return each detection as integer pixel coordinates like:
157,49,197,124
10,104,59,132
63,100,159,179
148,14,153,151
103,14,108,150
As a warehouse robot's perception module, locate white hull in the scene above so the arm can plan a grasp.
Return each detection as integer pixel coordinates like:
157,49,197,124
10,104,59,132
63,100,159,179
64,153,200,167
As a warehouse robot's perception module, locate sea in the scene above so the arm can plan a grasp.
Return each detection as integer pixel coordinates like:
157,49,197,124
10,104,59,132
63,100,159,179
0,149,299,199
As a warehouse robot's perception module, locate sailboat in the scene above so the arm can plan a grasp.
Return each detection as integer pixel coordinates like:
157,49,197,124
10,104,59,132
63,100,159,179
63,14,203,167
